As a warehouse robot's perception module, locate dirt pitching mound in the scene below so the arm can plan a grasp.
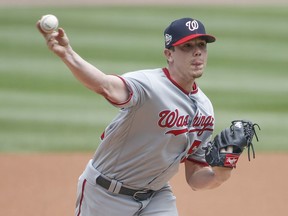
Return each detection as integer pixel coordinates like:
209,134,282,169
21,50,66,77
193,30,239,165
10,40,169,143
0,153,287,216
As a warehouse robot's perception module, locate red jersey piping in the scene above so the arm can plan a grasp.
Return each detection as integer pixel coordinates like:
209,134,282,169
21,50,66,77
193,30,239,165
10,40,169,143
76,179,87,216
162,68,198,95
105,75,133,106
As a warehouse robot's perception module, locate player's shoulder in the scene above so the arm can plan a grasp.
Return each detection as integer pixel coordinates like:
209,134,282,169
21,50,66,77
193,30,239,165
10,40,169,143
122,68,163,79
121,68,164,87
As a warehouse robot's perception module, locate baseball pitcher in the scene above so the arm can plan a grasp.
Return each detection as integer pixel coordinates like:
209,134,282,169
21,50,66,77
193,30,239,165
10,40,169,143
36,17,260,216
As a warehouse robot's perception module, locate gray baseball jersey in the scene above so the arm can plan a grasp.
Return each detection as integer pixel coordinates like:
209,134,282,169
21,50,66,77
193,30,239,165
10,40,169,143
91,67,215,191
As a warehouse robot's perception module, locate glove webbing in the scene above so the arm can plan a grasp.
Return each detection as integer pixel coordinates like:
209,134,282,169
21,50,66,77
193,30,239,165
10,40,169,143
231,120,261,161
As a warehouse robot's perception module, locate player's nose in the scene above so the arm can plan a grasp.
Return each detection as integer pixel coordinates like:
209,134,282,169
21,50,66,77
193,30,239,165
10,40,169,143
193,48,202,57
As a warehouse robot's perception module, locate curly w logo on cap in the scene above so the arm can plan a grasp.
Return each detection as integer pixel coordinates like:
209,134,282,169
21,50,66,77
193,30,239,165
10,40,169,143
186,20,199,31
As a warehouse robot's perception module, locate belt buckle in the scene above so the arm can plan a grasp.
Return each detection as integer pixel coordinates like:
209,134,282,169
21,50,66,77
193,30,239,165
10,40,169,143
133,191,152,201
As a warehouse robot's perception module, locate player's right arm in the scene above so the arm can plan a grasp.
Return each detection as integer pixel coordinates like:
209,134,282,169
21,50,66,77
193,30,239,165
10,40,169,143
36,21,130,104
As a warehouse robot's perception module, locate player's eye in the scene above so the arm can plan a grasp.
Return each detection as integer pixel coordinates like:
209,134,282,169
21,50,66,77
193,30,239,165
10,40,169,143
179,43,193,51
183,43,192,48
198,42,207,48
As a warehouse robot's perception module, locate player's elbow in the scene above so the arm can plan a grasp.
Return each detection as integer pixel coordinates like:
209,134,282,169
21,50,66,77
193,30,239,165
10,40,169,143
187,182,211,191
189,184,202,191
186,167,231,191
187,177,225,191
186,175,211,191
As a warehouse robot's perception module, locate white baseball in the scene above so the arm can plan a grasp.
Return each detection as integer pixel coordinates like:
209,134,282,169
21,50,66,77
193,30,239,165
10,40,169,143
40,14,59,33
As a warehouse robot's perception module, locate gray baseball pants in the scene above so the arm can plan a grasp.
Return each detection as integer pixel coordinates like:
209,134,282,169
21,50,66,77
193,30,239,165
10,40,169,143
75,160,178,216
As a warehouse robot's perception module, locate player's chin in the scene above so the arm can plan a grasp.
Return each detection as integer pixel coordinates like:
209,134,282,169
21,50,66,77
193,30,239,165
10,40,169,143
191,66,204,77
192,69,204,79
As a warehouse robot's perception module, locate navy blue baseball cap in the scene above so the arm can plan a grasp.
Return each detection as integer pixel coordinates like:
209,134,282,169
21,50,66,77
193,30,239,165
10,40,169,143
164,18,216,49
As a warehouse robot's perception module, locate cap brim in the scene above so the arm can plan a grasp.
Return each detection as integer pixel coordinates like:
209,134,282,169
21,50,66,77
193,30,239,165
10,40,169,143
172,34,216,47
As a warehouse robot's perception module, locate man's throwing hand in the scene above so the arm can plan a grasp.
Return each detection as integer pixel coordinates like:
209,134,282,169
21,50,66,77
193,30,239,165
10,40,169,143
36,18,70,58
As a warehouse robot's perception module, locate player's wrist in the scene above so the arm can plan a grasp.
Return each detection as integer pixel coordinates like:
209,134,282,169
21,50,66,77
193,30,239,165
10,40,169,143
58,45,74,60
212,166,232,182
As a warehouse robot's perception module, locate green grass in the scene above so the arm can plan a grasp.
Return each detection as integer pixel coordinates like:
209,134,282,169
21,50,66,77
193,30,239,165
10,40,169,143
0,5,287,152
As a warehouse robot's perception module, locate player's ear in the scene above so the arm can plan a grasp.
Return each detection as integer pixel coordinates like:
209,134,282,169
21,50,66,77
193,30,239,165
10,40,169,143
164,48,173,63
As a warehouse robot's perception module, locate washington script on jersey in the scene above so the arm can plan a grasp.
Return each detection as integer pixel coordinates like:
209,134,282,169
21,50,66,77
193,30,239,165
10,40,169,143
158,109,214,136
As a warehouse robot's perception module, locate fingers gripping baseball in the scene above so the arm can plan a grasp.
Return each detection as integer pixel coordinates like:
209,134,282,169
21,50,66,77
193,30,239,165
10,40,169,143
220,146,233,153
48,29,70,55
36,21,70,57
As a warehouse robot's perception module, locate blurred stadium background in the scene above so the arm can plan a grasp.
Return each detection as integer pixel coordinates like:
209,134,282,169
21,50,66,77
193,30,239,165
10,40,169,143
0,1,287,153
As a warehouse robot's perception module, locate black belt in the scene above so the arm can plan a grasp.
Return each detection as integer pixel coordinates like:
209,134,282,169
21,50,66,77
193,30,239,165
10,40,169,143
96,175,154,201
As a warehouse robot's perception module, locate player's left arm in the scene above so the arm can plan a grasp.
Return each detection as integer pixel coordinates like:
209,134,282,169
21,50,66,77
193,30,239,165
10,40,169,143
185,120,260,191
184,159,232,191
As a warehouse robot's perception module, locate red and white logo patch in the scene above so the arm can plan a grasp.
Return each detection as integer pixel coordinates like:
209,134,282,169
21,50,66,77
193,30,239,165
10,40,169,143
224,154,239,168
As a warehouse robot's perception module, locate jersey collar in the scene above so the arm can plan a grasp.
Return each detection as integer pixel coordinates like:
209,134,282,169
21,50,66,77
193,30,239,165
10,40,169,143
162,68,198,95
